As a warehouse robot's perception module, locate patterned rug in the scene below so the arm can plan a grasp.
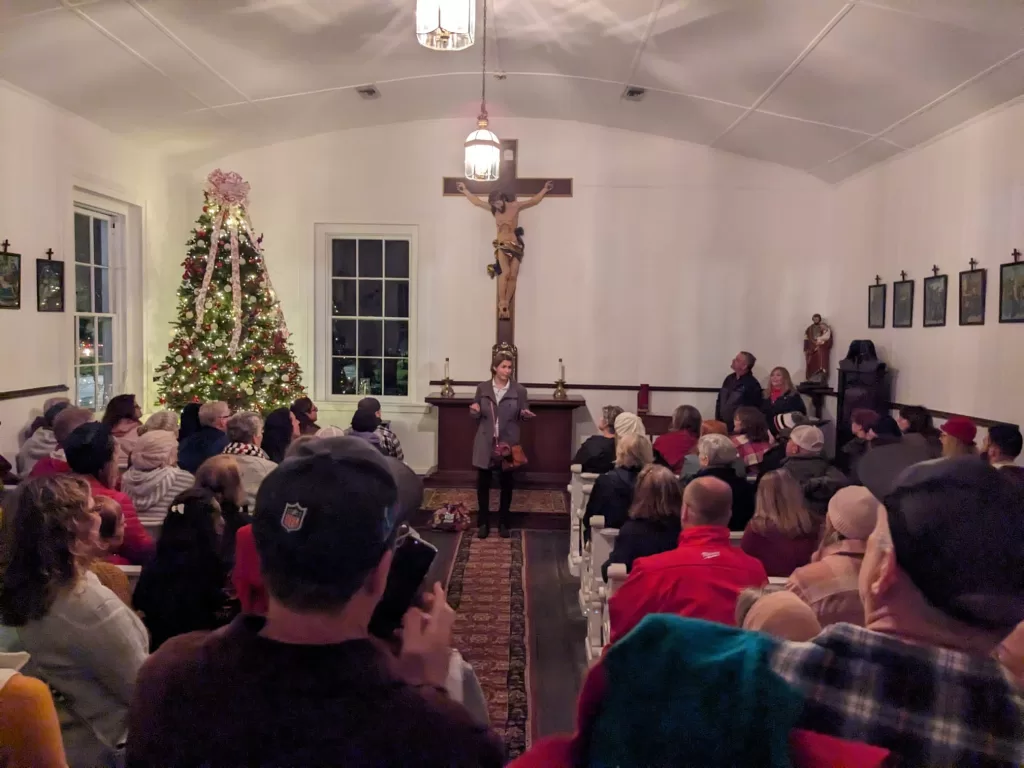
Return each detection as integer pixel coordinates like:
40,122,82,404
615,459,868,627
423,487,566,514
446,531,531,759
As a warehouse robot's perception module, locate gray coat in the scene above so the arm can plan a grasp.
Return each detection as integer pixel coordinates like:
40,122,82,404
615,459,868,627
471,379,529,470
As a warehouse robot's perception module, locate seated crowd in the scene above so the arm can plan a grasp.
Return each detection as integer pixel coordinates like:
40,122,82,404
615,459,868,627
0,349,1022,767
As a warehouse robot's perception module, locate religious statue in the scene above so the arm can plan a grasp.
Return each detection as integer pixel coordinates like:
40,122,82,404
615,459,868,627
455,180,555,319
803,314,833,384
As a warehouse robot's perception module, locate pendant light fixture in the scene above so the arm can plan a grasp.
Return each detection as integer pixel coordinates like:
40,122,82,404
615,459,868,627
464,0,500,181
416,0,475,52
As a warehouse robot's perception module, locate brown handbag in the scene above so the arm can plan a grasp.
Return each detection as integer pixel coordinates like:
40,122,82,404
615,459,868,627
489,400,528,471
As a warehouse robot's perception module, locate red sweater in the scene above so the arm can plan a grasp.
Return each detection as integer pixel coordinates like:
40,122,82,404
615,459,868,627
83,475,154,566
232,525,268,615
28,455,69,477
608,526,767,643
740,526,819,578
652,430,698,474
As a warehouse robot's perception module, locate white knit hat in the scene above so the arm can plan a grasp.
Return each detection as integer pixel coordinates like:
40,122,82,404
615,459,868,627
614,412,646,437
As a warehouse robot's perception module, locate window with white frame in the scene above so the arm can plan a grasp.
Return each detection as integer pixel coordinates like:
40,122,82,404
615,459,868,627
328,236,411,397
73,207,118,411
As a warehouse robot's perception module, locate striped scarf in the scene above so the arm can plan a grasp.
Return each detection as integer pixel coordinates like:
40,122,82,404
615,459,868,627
223,442,270,460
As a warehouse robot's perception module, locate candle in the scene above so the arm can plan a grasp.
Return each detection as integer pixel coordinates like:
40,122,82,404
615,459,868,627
559,358,565,380
444,357,450,378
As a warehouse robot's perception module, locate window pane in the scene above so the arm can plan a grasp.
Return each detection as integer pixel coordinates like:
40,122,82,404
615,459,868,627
78,316,96,364
332,239,356,277
74,213,91,264
92,218,109,266
94,267,110,313
384,281,409,318
383,359,409,397
96,364,114,410
331,319,356,356
384,320,408,357
385,240,409,278
97,317,114,364
357,319,382,357
359,279,383,316
77,366,96,410
331,279,357,316
358,358,383,396
75,264,92,312
358,240,383,278
331,358,357,395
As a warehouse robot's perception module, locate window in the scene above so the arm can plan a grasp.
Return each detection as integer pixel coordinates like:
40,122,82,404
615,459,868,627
329,237,410,397
73,207,117,410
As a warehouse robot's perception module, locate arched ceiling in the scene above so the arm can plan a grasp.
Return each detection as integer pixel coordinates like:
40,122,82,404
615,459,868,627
3,0,1024,181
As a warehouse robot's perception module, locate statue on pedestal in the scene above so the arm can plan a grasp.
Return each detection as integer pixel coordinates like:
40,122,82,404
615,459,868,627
803,314,833,385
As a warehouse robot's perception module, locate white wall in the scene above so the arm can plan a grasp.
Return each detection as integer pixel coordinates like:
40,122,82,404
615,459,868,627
828,97,1024,429
0,80,159,461
153,118,832,472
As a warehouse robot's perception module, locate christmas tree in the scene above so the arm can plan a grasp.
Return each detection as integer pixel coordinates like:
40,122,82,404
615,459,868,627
156,169,305,412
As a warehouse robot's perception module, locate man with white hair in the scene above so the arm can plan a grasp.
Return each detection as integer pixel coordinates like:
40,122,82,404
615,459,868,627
223,411,276,508
609,476,767,643
779,425,847,515
178,401,230,474
689,434,755,530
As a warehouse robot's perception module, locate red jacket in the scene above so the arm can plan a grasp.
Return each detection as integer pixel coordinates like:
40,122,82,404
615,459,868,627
651,430,698,474
29,455,69,477
82,475,155,566
608,526,767,643
232,524,268,615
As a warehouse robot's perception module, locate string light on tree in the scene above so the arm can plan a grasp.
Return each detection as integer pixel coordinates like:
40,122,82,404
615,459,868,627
156,169,305,412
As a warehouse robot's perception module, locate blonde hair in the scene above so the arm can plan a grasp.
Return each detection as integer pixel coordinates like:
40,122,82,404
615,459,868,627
628,465,683,521
768,367,796,395
750,470,817,537
139,410,179,436
699,420,729,438
615,433,654,470
194,455,245,507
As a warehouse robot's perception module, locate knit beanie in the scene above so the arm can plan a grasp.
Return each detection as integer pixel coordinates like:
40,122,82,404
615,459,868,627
826,486,879,540
613,412,646,437
132,430,179,471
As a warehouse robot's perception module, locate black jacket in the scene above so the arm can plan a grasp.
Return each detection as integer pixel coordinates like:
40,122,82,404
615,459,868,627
764,391,807,428
601,516,682,580
178,426,229,474
582,466,641,541
573,435,616,475
690,465,756,531
779,454,847,515
716,372,763,429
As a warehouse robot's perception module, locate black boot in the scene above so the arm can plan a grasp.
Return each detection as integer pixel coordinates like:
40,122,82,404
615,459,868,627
498,522,510,538
477,522,490,539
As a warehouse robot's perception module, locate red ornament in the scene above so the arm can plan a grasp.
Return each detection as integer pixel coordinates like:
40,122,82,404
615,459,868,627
216,380,223,385
197,228,207,237
203,324,212,331
210,364,219,372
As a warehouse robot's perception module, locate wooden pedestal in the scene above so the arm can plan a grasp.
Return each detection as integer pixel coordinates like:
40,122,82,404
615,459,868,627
425,393,586,489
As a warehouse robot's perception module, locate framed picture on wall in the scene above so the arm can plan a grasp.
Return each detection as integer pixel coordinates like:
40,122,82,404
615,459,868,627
999,259,1024,323
0,249,21,310
958,267,986,326
868,283,886,329
893,279,914,328
36,258,65,313
923,274,947,327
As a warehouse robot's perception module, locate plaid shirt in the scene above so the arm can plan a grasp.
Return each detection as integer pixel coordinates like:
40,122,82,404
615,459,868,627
731,434,774,480
376,424,404,461
770,623,1024,767
786,541,867,628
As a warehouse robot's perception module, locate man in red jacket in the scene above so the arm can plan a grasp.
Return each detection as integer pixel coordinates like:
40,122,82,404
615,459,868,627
609,476,767,643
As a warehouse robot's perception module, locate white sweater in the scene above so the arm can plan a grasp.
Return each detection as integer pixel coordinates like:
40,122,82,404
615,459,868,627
121,465,195,522
18,571,149,768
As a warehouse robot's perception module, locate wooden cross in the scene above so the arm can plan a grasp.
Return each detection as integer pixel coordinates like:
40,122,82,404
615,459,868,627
0,240,9,254
874,275,882,285
931,265,940,277
444,138,573,350
900,270,908,281
1014,248,1022,263
45,248,54,260
969,258,978,271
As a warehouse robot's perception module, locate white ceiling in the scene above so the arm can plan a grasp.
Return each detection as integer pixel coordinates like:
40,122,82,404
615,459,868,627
3,0,1024,181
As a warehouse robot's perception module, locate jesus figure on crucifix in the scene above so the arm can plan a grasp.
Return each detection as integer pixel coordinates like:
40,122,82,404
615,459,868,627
456,179,554,319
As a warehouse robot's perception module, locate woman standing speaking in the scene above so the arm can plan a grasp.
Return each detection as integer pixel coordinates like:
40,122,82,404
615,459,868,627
470,351,534,538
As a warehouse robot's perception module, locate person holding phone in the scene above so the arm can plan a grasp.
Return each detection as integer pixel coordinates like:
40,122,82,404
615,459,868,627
470,351,535,539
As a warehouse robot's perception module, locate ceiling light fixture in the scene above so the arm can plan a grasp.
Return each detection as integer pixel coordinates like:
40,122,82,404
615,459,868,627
416,0,475,51
464,0,499,181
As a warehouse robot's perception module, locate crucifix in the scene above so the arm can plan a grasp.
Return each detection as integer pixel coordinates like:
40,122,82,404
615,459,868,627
0,240,9,254
45,248,54,260
874,275,882,285
931,265,941,277
1013,248,1022,263
969,258,978,271
444,139,573,353
900,270,908,281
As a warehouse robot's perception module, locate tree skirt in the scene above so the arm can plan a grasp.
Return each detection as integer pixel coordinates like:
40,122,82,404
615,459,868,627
422,487,566,515
446,531,531,759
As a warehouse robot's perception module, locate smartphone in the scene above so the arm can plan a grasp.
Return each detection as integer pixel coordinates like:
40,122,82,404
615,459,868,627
369,532,438,638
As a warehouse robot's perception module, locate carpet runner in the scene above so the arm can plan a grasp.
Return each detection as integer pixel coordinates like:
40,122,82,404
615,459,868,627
446,530,531,759
422,487,566,515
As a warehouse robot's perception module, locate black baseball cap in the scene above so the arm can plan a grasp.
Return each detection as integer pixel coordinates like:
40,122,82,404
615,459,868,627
253,437,422,587
884,457,1024,632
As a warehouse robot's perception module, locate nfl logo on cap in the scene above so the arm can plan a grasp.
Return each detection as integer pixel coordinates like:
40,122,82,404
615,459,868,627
280,502,307,532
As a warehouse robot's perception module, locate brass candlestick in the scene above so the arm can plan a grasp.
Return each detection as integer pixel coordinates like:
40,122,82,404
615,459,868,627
553,379,567,400
440,356,455,398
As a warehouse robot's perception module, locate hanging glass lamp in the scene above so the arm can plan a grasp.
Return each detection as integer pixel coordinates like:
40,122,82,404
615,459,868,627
416,0,475,51
465,116,501,181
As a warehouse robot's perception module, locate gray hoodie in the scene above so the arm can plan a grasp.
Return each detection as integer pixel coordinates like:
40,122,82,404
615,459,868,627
121,465,195,522
16,427,58,476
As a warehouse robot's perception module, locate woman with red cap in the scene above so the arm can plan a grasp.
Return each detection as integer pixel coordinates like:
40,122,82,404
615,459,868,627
939,416,977,458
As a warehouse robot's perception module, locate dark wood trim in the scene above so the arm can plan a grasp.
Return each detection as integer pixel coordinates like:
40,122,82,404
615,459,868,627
428,380,719,394
0,384,69,402
821,391,1012,429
